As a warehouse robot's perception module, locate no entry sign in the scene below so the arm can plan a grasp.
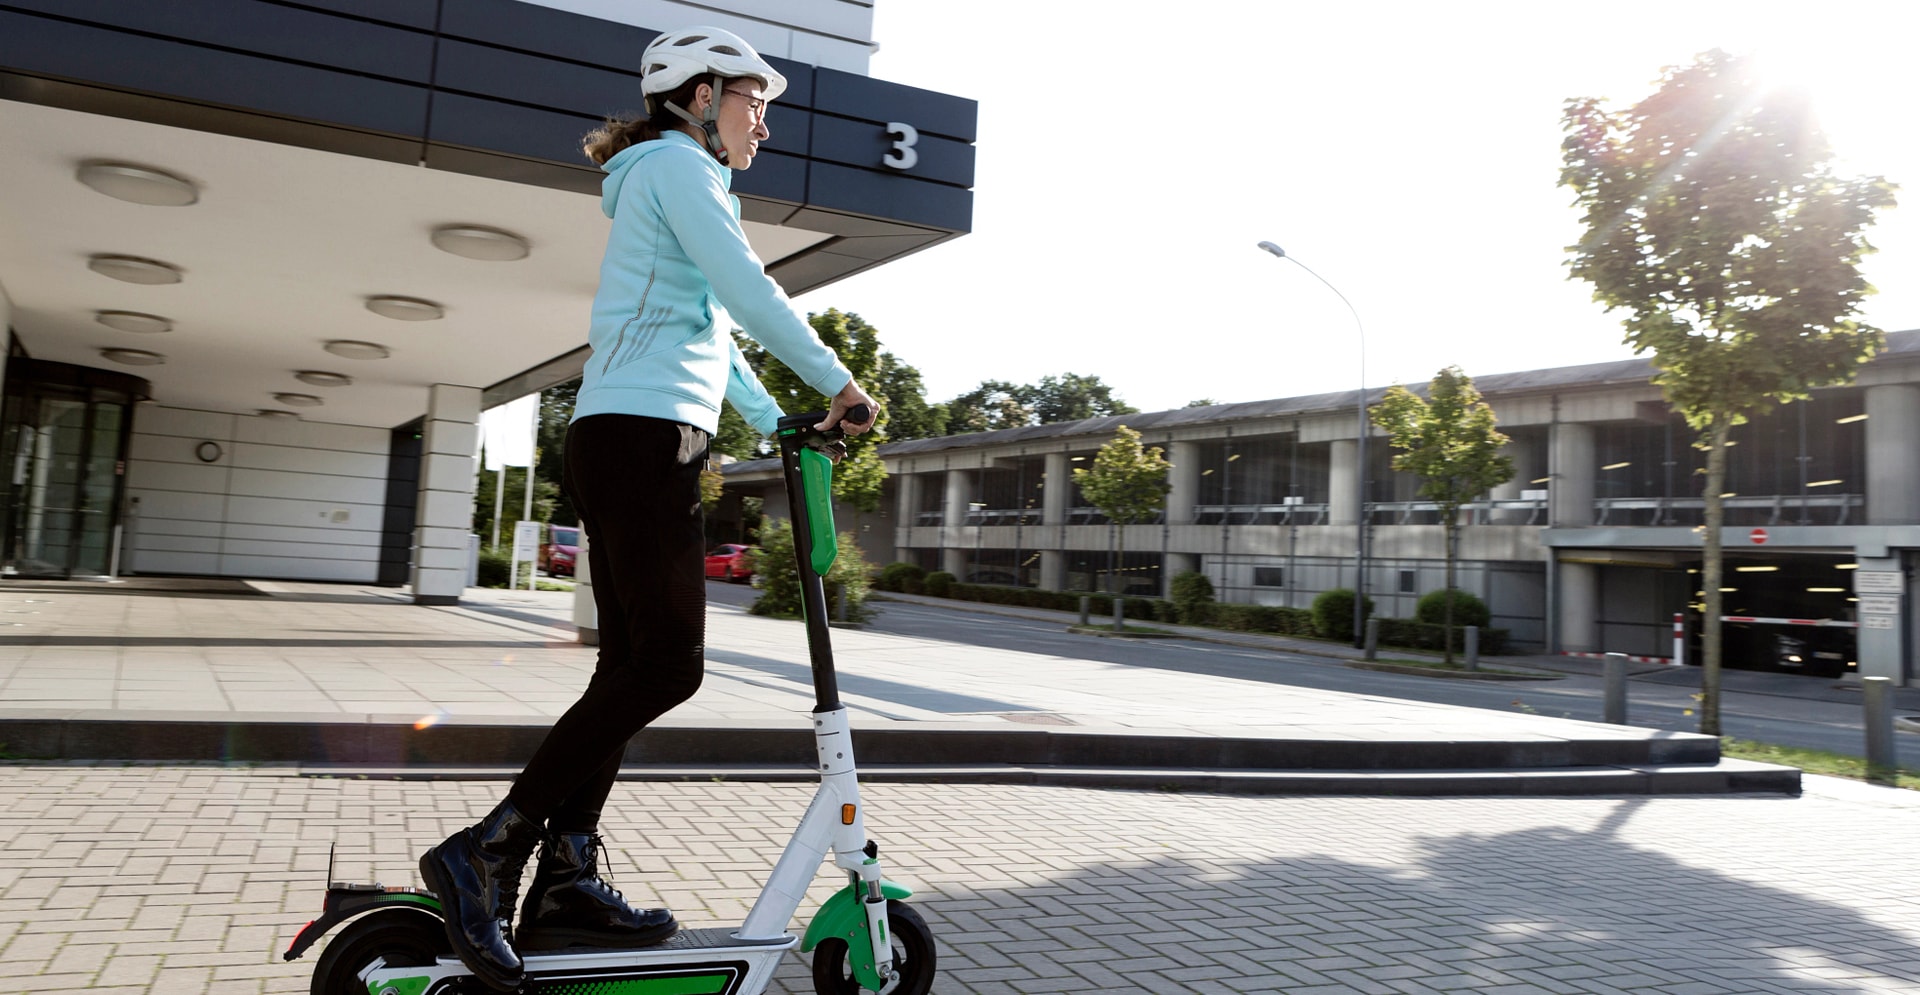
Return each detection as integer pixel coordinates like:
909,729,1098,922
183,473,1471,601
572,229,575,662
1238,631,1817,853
1749,528,1768,545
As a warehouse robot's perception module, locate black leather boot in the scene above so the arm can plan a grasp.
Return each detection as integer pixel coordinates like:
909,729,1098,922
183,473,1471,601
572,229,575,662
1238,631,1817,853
418,800,545,991
517,832,678,950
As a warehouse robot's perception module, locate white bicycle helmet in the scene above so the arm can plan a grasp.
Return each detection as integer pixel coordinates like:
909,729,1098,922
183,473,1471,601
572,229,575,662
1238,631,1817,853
641,27,786,160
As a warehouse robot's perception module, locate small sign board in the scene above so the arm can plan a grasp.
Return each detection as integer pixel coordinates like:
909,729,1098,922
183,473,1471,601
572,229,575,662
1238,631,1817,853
513,520,540,560
1858,595,1901,616
1855,571,1902,594
1864,615,1896,630
1749,527,1768,545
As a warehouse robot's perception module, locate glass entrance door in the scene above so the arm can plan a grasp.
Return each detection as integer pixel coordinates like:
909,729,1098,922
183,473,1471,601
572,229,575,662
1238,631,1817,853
1,359,144,580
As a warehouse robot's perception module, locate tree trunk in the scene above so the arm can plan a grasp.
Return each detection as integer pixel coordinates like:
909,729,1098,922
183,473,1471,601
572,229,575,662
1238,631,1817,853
1701,417,1730,736
1443,519,1458,665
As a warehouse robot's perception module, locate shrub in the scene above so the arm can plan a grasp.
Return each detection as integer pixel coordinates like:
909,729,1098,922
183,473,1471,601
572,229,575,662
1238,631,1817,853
1414,588,1491,629
1376,617,1510,655
878,561,927,594
924,570,955,598
1169,571,1216,625
1310,588,1375,642
1211,603,1317,636
476,547,512,588
749,519,875,622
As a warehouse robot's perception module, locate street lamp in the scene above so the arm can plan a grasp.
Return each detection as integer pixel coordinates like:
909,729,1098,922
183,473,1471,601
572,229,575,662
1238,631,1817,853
1257,241,1369,648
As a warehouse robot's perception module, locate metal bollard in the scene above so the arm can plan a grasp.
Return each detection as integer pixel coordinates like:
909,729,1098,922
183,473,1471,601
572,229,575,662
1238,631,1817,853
1465,625,1480,672
835,583,848,623
1112,597,1125,633
1079,595,1091,627
1603,653,1628,724
1363,617,1380,661
1864,676,1896,778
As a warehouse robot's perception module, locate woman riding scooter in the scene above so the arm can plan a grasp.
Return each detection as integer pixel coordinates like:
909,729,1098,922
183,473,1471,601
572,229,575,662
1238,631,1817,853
417,26,878,992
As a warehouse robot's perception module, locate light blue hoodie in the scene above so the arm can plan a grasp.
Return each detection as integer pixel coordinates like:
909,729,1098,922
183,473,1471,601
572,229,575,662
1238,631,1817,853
572,129,851,435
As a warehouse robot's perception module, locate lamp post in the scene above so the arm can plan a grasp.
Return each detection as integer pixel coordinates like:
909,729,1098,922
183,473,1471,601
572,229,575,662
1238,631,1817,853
1257,241,1369,648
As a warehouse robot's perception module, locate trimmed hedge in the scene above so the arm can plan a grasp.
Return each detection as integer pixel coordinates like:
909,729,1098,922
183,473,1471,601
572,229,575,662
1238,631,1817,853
878,561,927,594
1415,588,1491,628
1310,588,1375,642
1210,603,1317,636
1169,571,1216,625
924,570,955,598
1376,617,1510,655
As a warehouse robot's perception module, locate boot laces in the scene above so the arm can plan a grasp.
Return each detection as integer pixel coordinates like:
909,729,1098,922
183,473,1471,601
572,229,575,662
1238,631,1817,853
581,834,627,904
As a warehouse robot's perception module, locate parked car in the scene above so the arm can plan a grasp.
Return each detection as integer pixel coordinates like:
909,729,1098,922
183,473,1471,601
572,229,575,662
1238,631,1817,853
705,543,757,583
539,525,580,577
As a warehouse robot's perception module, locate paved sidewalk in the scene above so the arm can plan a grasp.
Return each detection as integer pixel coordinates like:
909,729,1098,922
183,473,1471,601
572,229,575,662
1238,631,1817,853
1,764,1917,994
0,578,1693,754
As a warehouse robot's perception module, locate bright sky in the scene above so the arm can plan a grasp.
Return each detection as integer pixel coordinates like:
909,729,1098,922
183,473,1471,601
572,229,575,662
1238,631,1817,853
791,1,1918,414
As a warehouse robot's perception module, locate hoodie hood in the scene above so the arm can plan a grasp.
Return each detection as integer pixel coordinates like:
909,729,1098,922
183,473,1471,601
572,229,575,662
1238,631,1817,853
600,130,727,218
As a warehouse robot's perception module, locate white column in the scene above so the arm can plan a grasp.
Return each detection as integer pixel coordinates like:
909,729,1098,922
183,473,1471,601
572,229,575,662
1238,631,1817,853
1039,451,1071,590
1866,384,1920,525
1489,435,1542,524
411,384,481,605
1167,441,1199,525
942,468,969,576
1328,439,1357,526
1549,422,1596,527
893,471,920,562
1558,560,1600,653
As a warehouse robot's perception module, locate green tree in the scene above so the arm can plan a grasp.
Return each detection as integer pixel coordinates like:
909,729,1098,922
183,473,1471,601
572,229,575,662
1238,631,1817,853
1369,366,1514,664
1072,425,1171,594
873,352,947,441
944,380,1032,434
734,309,889,511
1027,373,1138,424
536,381,578,526
1561,49,1895,733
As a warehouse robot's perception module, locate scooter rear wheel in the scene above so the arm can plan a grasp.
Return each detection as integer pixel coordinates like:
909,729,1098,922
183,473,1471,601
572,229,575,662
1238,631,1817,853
310,908,451,995
810,899,935,995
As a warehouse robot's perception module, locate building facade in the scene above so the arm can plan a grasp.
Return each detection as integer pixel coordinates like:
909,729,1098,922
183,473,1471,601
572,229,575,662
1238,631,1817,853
0,0,976,600
721,331,1920,686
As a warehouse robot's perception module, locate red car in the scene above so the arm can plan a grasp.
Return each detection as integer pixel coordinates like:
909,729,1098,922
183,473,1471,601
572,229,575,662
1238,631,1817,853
539,525,580,577
705,543,756,583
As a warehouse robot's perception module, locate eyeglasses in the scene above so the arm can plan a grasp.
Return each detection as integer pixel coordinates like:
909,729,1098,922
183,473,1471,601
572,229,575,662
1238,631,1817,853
721,88,769,121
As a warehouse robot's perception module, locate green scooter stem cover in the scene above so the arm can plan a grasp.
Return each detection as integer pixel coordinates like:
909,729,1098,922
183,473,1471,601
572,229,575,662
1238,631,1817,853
799,447,837,575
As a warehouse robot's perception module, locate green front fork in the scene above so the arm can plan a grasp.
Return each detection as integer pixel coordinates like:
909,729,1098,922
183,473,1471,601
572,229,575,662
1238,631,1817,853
801,879,913,991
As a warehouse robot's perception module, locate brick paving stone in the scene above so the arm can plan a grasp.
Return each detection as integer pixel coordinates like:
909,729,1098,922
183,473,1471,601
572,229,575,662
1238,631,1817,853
2,768,1920,993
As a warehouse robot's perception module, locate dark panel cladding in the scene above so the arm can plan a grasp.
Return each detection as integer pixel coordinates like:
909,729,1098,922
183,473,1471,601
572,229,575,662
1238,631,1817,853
426,91,604,171
432,38,641,118
379,421,423,587
424,144,601,196
0,10,430,137
810,113,974,188
0,0,435,82
439,0,655,70
808,160,972,232
276,0,439,30
812,68,976,143
728,150,807,207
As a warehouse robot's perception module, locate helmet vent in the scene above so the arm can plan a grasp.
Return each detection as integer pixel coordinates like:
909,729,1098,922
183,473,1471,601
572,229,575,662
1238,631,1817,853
711,45,741,56
673,35,707,46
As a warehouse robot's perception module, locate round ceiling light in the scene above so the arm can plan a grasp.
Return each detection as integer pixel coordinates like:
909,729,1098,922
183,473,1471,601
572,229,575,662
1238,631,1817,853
294,370,353,387
256,409,302,420
324,340,391,360
76,160,199,206
431,224,530,261
100,347,165,366
95,310,173,334
364,296,444,321
88,254,183,285
273,392,323,407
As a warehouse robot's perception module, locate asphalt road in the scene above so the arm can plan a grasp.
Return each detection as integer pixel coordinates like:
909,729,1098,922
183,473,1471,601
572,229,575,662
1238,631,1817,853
706,580,1918,766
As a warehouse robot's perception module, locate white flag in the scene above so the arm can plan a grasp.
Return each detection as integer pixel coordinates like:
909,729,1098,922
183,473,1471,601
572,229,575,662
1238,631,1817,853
480,393,538,470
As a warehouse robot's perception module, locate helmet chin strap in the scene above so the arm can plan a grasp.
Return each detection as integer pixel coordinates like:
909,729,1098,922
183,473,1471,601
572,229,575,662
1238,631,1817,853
662,74,729,163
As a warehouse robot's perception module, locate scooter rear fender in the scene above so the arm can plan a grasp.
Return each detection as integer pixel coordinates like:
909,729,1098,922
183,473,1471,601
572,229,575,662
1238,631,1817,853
283,886,444,961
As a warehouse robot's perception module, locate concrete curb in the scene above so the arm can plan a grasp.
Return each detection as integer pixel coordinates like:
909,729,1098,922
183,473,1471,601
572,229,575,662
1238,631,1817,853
1344,661,1565,682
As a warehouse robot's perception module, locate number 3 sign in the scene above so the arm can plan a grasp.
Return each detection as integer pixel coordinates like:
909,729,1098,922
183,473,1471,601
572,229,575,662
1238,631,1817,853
883,122,918,170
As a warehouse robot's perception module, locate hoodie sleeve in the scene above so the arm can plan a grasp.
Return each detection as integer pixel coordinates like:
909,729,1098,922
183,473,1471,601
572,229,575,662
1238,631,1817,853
647,147,853,399
724,334,784,436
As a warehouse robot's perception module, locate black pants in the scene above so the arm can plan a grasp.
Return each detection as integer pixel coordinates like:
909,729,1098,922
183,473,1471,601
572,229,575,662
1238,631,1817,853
506,414,709,833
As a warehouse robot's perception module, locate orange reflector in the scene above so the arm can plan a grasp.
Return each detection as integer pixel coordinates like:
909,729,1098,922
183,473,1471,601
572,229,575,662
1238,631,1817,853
841,804,857,825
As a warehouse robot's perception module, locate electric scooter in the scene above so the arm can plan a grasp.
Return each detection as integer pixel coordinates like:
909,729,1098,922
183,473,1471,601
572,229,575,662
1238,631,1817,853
283,406,936,995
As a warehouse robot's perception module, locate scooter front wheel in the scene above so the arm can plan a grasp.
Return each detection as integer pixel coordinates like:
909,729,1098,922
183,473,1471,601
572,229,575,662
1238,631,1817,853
811,899,935,995
310,908,450,995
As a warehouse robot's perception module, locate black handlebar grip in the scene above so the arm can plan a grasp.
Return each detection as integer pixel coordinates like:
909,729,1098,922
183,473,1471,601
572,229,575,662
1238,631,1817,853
843,404,872,426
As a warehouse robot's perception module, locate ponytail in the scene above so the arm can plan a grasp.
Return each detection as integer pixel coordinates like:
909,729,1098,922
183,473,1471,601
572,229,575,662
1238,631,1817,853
581,78,711,164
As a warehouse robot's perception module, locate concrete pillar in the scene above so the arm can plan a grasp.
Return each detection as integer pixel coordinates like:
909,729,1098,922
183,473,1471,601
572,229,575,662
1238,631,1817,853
942,468,969,577
1042,452,1070,525
1328,439,1358,525
893,471,920,561
411,384,482,605
1550,422,1596,527
1039,550,1066,591
1167,441,1199,525
1489,435,1543,524
1866,384,1920,525
1558,559,1600,652
1165,552,1199,595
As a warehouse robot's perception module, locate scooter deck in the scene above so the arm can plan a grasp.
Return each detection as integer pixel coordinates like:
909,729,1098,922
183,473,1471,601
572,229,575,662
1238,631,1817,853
370,930,797,994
